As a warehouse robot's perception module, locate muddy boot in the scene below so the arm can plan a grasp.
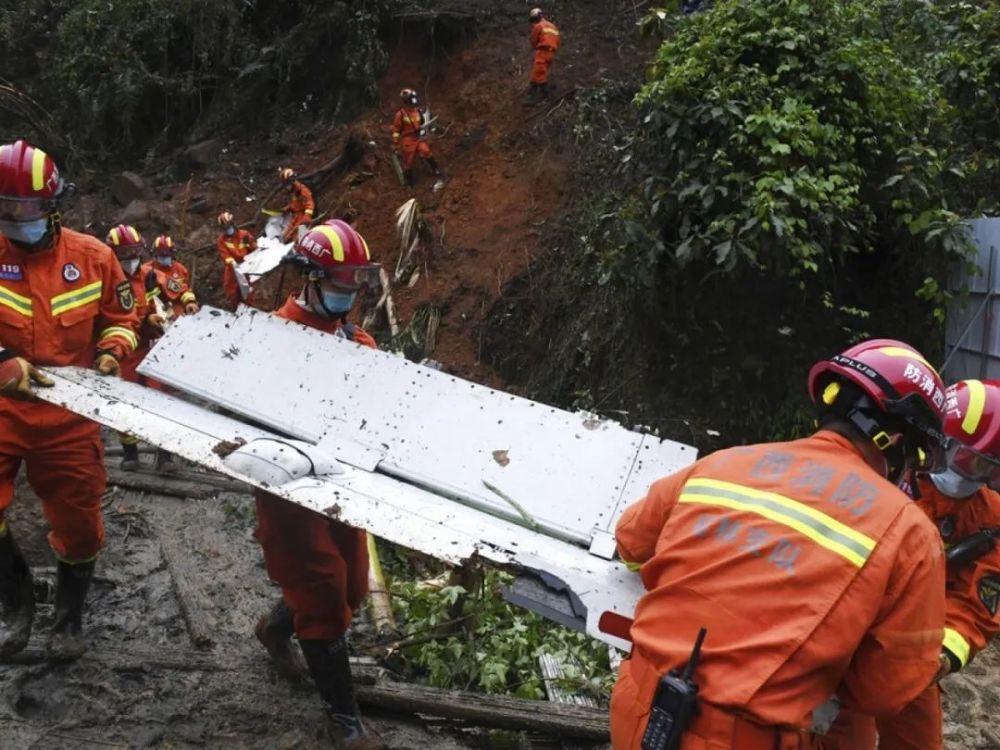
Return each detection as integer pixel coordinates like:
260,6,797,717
46,560,94,662
120,442,140,472
0,528,34,658
540,82,551,100
403,169,414,189
255,599,308,680
300,637,382,749
155,449,180,475
527,82,541,101
426,158,443,178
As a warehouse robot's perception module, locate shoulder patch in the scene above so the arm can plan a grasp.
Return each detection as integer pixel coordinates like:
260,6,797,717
979,575,1000,616
0,263,23,281
116,280,135,312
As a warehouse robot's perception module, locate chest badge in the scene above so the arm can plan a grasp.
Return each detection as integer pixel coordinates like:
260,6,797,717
939,515,956,539
167,277,183,294
62,263,81,282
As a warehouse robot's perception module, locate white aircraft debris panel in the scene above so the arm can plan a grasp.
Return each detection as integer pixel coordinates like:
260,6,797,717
138,307,697,550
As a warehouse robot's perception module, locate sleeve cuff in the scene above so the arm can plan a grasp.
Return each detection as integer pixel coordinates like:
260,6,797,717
943,627,971,670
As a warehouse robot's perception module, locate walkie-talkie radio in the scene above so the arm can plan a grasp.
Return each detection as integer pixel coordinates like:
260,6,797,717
641,627,707,750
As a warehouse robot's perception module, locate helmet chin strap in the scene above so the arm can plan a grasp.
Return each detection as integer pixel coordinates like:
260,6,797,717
847,406,906,483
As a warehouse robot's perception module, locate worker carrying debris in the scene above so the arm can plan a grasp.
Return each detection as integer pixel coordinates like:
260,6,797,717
216,211,257,308
254,219,382,749
818,378,1000,750
0,140,140,661
611,339,948,750
528,8,561,101
392,88,443,188
277,167,315,243
104,223,180,474
143,234,199,318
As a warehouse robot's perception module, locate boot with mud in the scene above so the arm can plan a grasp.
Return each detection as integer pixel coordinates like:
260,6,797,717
527,82,542,102
120,441,140,471
0,527,35,658
300,637,382,749
403,168,415,189
155,448,180,475
46,559,94,661
254,598,308,680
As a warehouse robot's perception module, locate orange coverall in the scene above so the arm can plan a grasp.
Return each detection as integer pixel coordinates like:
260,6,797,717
818,478,1000,750
216,229,257,307
142,259,197,318
612,430,946,750
118,268,168,390
282,181,315,241
253,296,375,639
392,107,433,170
530,19,561,84
0,228,139,561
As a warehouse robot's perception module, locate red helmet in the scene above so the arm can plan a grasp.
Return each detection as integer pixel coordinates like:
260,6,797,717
529,7,543,22
292,220,379,291
0,140,67,222
943,380,1000,489
809,338,947,471
400,88,418,105
218,211,234,227
105,224,145,259
278,167,296,183
152,235,176,256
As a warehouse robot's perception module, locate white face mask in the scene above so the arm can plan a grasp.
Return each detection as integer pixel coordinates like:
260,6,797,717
930,468,983,499
122,258,141,276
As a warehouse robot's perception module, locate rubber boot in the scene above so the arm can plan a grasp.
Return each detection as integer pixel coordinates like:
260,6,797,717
254,598,308,680
527,82,541,101
404,169,414,189
300,637,382,749
46,559,94,661
540,82,551,100
120,441,140,472
426,158,443,178
155,449,180,475
0,528,34,658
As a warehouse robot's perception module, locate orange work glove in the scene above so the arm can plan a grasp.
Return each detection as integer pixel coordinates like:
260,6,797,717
94,352,121,376
0,353,53,398
184,302,200,315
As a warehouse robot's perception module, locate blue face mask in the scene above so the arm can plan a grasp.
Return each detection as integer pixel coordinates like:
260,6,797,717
156,255,173,267
122,258,141,276
321,289,356,314
930,468,983,499
0,218,49,246
225,226,235,236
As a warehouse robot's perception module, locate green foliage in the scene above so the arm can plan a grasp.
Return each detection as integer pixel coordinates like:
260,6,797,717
385,559,613,701
0,0,400,162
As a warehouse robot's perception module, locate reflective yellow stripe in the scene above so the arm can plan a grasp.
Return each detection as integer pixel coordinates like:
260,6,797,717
305,208,314,216
145,288,160,301
225,257,236,265
314,224,346,262
875,346,940,378
679,478,877,568
623,559,641,572
50,281,102,316
180,291,196,304
961,380,987,435
100,325,138,350
0,520,7,537
0,285,33,317
943,627,970,667
31,147,46,192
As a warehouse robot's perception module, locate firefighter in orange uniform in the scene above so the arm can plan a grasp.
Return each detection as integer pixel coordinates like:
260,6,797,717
277,168,315,243
0,141,140,661
391,89,443,188
104,224,179,474
253,219,382,749
216,211,256,308
817,378,1000,750
142,234,199,318
611,339,949,750
528,8,561,100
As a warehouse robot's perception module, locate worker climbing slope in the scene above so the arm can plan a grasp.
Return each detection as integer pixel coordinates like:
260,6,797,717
277,167,315,243
528,8,561,101
391,88,443,189
216,211,256,308
819,378,1000,750
611,339,948,750
0,141,140,662
253,219,382,749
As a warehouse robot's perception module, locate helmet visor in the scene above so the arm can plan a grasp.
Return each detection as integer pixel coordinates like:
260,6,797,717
950,444,1000,490
0,196,50,223
327,264,382,293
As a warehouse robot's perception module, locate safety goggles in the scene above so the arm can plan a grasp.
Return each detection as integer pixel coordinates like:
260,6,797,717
948,443,1000,491
325,264,382,293
0,197,51,223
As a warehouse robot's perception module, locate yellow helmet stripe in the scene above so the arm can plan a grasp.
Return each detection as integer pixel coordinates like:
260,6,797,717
109,227,120,245
314,225,345,262
875,346,940,378
359,234,371,261
961,379,987,435
31,147,47,192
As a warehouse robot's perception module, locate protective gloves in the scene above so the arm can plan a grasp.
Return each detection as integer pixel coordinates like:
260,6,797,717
0,352,53,398
94,352,121,376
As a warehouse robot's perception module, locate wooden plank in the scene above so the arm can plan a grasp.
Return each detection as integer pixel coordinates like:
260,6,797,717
539,653,609,750
355,680,610,741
